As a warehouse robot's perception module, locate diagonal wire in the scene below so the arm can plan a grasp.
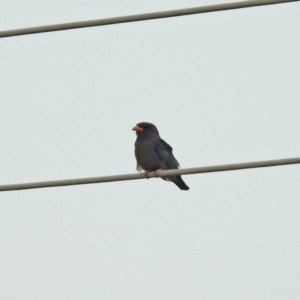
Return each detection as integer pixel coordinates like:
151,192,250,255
0,0,298,38
1,157,300,192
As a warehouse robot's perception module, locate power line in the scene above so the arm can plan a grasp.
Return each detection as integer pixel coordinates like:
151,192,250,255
0,0,298,38
1,157,299,192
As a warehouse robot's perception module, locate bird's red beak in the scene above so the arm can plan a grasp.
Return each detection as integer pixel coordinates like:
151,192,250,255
132,125,144,132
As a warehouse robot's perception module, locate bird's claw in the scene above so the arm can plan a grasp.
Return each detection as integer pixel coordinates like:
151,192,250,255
153,169,162,177
144,169,162,178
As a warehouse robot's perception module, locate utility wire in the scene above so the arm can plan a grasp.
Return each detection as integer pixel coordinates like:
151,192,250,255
0,0,298,38
1,157,300,192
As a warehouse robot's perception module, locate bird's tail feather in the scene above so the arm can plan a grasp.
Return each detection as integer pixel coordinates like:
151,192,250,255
170,175,189,190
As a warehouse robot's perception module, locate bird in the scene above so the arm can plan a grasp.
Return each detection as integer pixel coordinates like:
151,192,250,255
132,122,189,190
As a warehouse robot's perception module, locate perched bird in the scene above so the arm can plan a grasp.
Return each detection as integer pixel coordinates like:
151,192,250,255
132,122,189,190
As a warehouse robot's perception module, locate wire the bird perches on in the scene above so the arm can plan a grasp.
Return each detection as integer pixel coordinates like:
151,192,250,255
1,157,300,192
0,0,298,38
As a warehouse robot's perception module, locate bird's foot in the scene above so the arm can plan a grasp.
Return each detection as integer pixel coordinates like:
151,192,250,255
144,171,150,179
153,169,162,177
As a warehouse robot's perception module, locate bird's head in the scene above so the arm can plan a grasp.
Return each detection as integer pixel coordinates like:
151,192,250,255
132,122,159,138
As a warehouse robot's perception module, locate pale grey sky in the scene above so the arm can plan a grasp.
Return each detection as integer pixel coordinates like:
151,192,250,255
1,1,300,299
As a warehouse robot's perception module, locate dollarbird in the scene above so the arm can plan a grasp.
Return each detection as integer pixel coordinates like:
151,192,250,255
132,122,189,190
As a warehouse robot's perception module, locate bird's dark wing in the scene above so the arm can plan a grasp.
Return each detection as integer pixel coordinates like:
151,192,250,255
154,138,179,169
154,138,189,189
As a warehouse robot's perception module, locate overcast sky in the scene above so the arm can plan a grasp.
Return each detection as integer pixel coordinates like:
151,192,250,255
1,1,300,299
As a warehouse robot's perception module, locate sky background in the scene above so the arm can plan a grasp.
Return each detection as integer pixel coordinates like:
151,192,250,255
1,0,300,299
